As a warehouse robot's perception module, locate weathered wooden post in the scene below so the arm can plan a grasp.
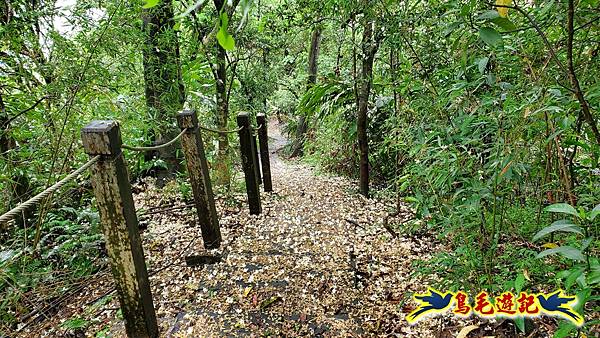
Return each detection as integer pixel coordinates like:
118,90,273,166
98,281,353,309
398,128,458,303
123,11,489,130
251,128,262,185
177,109,221,249
256,113,273,192
237,112,262,215
81,121,158,338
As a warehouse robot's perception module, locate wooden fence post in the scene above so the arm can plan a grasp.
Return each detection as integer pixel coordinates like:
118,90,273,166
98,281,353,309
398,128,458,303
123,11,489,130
256,113,273,192
237,112,262,215
177,109,221,249
251,128,262,185
81,121,158,338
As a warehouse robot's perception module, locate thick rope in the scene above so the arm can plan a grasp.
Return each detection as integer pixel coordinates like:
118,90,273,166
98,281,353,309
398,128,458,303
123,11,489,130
250,124,263,137
121,128,187,152
0,155,101,224
199,125,244,134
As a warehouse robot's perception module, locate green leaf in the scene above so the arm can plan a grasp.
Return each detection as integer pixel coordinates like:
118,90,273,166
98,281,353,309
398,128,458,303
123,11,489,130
537,246,585,261
477,57,489,74
532,219,582,241
575,271,587,288
477,10,500,20
581,237,593,252
492,17,517,31
142,0,160,9
574,289,591,314
61,317,90,330
588,204,600,221
545,129,564,145
216,12,235,50
513,317,525,333
460,4,470,17
554,321,576,338
544,203,580,218
443,22,461,37
257,16,267,33
479,27,502,46
564,267,585,290
153,159,168,169
514,273,525,293
176,0,208,19
259,295,282,309
588,270,600,285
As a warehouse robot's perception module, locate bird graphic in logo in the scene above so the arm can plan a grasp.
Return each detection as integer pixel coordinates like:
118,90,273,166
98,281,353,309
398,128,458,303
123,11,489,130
407,288,454,324
536,290,583,326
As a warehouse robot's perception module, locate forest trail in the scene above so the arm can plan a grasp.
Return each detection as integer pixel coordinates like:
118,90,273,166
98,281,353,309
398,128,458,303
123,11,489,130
32,120,443,337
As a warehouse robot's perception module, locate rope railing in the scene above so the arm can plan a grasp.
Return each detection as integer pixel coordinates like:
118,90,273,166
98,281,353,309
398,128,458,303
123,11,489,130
0,155,101,224
120,125,246,153
2,111,272,336
0,118,261,225
2,125,194,225
121,128,188,152
251,124,263,136
199,125,244,134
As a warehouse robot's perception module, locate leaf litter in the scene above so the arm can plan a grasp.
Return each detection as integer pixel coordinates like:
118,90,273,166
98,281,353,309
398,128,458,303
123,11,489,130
19,121,502,337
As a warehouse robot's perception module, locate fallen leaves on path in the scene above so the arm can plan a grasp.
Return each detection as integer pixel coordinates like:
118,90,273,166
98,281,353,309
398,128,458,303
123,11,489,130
21,121,448,337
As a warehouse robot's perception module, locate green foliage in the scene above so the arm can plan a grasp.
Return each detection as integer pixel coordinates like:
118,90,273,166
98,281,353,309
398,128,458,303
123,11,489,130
293,0,599,334
1,0,600,335
217,12,236,50
0,0,277,332
535,203,599,293
61,317,90,330
142,0,160,9
478,27,502,46
0,207,105,330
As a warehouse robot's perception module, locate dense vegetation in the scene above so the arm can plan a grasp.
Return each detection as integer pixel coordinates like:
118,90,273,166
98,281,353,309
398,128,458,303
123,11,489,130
0,0,598,336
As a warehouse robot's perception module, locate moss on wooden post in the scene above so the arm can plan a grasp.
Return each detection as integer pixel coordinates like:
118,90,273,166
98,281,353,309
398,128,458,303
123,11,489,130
81,121,158,338
256,114,272,192
237,112,262,215
177,109,221,249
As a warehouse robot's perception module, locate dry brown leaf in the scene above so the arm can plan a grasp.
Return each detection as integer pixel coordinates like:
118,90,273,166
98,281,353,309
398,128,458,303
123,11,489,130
457,325,480,338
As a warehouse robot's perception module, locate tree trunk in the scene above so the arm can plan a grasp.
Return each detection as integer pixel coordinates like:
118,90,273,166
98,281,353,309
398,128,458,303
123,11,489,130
566,0,600,147
142,0,185,184
357,19,377,198
214,32,231,186
212,0,233,186
390,48,402,208
214,0,232,186
0,92,11,155
0,91,31,228
307,27,322,86
291,26,322,157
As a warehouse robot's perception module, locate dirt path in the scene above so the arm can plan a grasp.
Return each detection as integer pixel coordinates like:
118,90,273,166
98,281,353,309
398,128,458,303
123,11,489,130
267,117,288,165
27,119,442,337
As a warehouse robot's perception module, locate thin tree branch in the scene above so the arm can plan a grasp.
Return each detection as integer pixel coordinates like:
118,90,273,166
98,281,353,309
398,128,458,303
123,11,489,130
574,15,600,31
5,96,48,125
489,2,571,84
400,35,439,97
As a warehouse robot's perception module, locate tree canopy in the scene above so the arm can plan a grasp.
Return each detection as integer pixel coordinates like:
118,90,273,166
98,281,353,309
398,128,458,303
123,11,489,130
0,0,599,336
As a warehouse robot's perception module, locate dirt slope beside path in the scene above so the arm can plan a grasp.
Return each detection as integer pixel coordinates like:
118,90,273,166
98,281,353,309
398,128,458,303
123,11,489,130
25,119,441,337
